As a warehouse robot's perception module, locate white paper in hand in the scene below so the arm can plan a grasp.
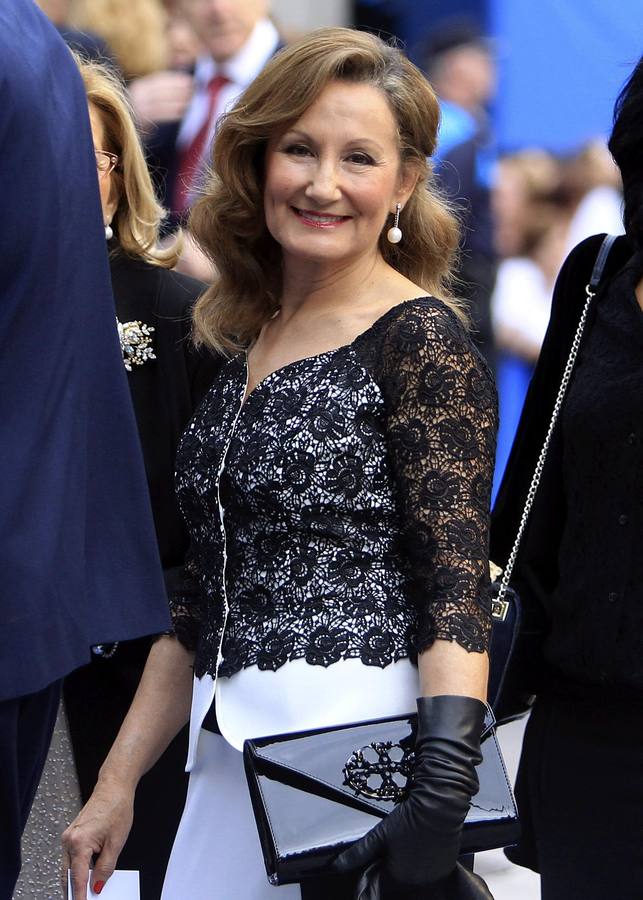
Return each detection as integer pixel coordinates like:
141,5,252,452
67,870,140,900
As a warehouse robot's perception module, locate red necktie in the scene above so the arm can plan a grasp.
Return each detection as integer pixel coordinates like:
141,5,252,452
173,74,228,215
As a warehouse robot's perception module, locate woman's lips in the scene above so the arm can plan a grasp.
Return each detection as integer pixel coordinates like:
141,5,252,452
292,207,351,228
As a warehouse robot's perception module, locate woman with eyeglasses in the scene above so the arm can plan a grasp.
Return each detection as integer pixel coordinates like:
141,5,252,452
60,59,219,900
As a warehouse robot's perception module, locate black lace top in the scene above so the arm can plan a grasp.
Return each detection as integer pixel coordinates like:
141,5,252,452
172,297,497,680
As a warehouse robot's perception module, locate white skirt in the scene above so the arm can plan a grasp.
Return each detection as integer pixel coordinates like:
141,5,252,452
161,727,301,900
163,658,419,899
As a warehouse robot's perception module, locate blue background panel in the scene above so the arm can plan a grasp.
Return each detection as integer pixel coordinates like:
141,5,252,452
355,0,643,153
489,0,642,152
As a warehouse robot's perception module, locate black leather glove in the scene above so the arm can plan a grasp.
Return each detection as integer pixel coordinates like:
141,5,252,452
332,695,487,892
354,861,494,900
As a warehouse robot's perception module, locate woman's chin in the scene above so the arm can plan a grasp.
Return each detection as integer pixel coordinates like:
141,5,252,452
279,235,370,270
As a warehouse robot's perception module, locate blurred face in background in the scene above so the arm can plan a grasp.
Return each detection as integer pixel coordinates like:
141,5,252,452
434,44,496,111
492,152,565,260
180,0,269,62
88,104,119,227
167,13,205,69
455,45,496,106
492,161,530,258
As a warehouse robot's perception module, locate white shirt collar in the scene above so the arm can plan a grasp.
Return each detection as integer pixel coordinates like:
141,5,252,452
193,18,280,90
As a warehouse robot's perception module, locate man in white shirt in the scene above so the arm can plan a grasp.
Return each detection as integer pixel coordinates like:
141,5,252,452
141,0,280,222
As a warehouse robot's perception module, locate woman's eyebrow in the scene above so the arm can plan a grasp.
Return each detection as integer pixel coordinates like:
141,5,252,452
280,130,386,153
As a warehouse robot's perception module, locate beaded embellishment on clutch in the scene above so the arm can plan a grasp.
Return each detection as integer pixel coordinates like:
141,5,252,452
343,741,415,803
117,318,156,371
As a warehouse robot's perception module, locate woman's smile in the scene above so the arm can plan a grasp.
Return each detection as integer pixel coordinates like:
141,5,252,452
291,207,351,228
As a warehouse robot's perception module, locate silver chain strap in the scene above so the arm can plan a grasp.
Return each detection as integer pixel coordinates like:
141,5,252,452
494,283,596,604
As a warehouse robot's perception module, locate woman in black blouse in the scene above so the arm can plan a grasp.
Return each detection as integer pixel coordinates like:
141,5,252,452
65,30,497,900
492,58,643,900
61,60,218,900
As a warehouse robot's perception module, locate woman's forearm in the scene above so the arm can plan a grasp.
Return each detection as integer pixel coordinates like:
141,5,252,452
418,639,489,702
97,635,194,792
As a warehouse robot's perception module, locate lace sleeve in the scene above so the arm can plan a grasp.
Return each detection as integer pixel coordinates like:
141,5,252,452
164,548,204,653
379,299,498,654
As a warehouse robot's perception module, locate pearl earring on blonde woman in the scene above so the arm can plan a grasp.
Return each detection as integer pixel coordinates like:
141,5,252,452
387,203,402,244
105,222,113,241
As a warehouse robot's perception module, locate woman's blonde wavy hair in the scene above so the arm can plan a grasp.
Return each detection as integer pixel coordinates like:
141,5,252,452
77,57,180,268
190,27,463,354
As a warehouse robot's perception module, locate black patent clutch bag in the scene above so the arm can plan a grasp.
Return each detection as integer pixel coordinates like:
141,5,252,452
243,707,519,887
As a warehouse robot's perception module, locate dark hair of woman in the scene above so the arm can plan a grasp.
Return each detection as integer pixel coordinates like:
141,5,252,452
608,54,643,254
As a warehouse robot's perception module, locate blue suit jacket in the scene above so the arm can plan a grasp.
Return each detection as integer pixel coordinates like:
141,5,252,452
0,1,170,701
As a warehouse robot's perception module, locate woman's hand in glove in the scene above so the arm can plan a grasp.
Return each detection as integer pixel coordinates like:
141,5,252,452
332,695,487,891
354,861,494,900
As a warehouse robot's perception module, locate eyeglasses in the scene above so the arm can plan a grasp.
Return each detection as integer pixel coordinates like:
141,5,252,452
95,150,119,179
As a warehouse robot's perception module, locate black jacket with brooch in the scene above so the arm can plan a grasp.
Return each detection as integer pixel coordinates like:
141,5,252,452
109,249,220,570
491,233,643,693
64,249,220,900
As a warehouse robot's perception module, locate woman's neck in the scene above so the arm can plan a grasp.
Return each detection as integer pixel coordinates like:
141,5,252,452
279,250,390,322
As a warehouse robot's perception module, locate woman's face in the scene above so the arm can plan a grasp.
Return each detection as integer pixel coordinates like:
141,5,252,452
88,104,118,227
263,80,416,271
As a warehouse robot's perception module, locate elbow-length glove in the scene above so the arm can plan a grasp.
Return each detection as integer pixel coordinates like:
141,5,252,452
332,695,487,893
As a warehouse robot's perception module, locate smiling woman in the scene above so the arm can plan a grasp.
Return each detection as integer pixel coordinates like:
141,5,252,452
263,81,414,271
64,28,497,900
190,27,464,354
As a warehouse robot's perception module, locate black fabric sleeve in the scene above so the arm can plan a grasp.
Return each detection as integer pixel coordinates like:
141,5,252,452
156,269,219,652
377,299,498,654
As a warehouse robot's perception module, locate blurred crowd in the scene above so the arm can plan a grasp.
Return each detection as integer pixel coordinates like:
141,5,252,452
38,1,624,386
40,2,624,492
491,139,623,493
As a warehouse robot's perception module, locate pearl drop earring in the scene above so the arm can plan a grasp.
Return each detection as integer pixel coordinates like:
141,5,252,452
387,203,402,244
105,222,113,241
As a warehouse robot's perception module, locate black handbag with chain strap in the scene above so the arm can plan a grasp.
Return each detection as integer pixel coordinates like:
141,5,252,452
487,233,618,724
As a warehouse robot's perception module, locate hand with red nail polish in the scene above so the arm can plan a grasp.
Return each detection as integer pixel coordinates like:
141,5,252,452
62,776,134,900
